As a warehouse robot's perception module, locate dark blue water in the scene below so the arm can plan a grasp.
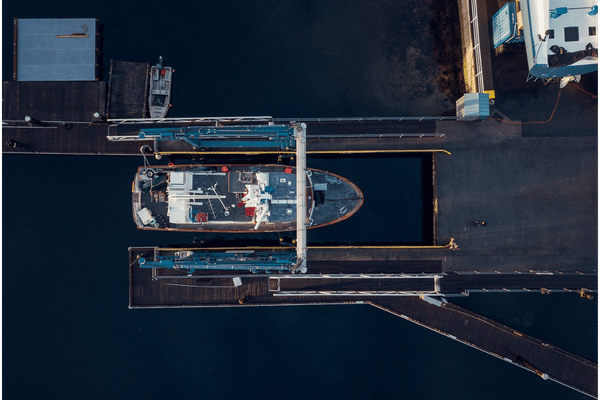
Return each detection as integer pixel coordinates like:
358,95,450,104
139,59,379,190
3,1,596,399
307,155,430,244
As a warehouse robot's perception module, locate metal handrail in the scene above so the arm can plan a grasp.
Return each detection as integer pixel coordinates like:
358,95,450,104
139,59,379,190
470,0,485,92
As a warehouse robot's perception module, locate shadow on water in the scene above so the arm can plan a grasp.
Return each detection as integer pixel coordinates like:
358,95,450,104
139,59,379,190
306,153,434,245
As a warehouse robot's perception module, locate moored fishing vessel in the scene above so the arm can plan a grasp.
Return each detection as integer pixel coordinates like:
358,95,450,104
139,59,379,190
132,164,363,232
148,56,172,118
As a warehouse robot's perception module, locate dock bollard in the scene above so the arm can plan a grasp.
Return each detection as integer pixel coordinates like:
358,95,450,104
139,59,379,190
24,115,47,127
93,112,107,121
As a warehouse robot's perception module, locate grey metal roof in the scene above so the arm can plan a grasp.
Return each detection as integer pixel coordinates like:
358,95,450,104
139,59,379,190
16,18,98,81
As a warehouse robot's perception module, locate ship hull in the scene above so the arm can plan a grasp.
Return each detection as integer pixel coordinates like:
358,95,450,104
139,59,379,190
132,164,363,232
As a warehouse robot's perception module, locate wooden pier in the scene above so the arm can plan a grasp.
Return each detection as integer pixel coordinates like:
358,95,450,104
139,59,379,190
2,60,154,156
128,247,597,398
2,60,449,156
5,92,596,396
2,117,445,156
106,60,149,119
3,53,597,399
122,113,596,397
373,297,598,398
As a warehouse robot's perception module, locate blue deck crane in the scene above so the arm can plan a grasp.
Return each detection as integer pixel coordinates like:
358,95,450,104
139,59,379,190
138,250,298,274
137,124,296,150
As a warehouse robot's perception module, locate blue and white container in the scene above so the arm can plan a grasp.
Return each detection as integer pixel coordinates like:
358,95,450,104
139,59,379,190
492,2,524,48
457,93,490,121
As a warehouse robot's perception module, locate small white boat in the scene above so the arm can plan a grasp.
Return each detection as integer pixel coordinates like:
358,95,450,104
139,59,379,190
148,56,172,118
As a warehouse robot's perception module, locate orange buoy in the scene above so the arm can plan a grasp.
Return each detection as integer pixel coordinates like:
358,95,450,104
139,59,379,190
221,166,229,172
284,167,293,174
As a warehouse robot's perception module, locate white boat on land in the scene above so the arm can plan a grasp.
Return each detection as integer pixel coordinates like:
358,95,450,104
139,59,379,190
148,56,172,118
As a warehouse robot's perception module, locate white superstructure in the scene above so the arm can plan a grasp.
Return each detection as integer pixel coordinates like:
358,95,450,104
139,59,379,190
521,0,598,79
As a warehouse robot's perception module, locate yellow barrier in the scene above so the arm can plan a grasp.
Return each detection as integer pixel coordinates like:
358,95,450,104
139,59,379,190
156,149,451,156
158,245,451,251
159,246,295,251
308,245,449,250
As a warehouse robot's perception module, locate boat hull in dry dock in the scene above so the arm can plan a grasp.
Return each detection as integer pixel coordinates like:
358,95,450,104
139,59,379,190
132,164,363,232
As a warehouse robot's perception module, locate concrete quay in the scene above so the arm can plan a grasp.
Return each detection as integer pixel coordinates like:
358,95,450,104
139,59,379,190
436,118,597,275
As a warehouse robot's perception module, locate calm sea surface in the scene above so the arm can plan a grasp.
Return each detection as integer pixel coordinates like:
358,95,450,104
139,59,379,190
2,1,596,399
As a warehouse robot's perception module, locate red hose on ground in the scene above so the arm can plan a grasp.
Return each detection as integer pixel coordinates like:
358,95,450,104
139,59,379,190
487,87,562,125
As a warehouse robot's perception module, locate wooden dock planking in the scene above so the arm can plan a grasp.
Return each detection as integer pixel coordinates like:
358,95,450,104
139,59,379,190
128,246,597,398
107,60,149,119
2,120,445,156
303,120,445,152
129,247,266,307
306,136,445,152
307,247,445,264
304,120,436,135
4,71,597,397
3,81,107,122
129,248,384,307
2,61,153,156
306,260,442,275
441,273,598,293
370,297,598,398
277,277,435,292
3,123,144,155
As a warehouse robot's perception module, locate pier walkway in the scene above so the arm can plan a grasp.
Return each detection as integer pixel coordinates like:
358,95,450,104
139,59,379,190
372,297,598,398
2,117,445,155
126,113,597,397
128,248,597,398
4,7,597,397
4,61,597,398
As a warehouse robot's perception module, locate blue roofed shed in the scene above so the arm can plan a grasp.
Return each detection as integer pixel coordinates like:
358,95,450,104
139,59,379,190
14,18,99,81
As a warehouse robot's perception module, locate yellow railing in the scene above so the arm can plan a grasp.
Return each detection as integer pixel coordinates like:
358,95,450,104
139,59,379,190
156,149,451,156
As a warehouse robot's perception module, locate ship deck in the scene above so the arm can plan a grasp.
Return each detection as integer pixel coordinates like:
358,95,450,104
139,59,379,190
133,164,363,232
